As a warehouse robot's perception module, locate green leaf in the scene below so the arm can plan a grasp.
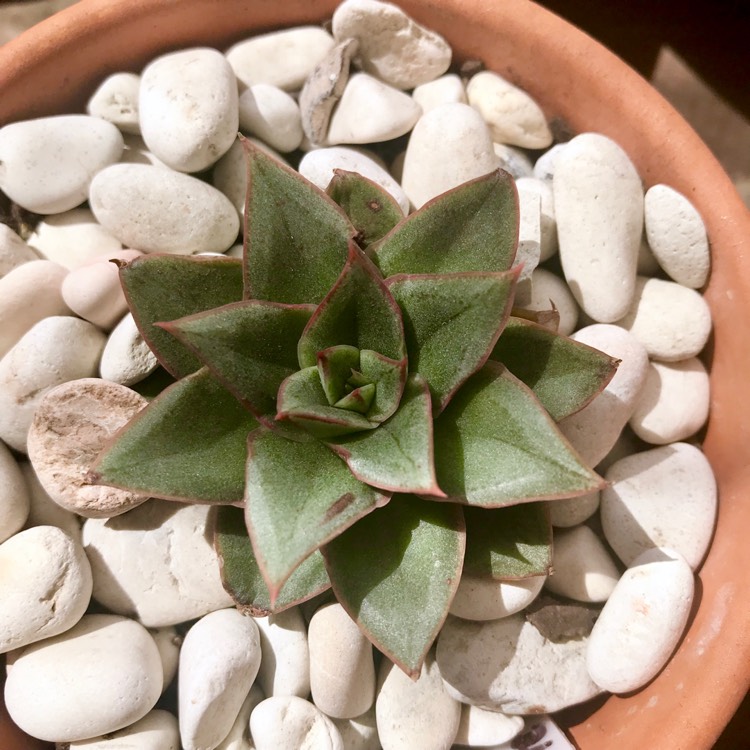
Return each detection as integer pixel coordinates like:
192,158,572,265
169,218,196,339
359,349,407,424
387,271,518,413
323,495,465,677
463,504,552,579
326,169,404,248
245,428,389,600
434,362,604,506
276,367,376,438
242,138,355,304
90,368,256,503
318,345,362,405
370,170,518,276
334,383,376,413
119,255,244,378
213,505,330,615
328,375,443,495
160,300,314,421
297,245,406,369
490,317,619,421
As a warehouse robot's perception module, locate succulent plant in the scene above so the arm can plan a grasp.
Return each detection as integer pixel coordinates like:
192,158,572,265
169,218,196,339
90,139,618,676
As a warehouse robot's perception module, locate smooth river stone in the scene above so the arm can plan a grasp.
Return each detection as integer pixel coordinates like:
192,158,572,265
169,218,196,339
332,705,380,750
327,73,422,145
376,653,461,750
466,71,553,149
0,316,106,453
140,47,238,172
250,696,344,750
27,378,149,518
401,103,496,209
644,184,710,288
179,608,262,750
412,74,467,113
554,133,643,322
586,548,694,693
0,525,92,653
86,71,142,135
309,602,376,719
0,441,30,543
615,276,712,361
255,607,310,698
0,115,124,214
89,163,240,254
602,442,717,570
449,573,546,621
454,703,525,747
332,0,451,90
629,357,710,444
546,491,599,529
82,500,235,627
65,710,180,750
545,525,620,603
437,614,602,714
0,259,70,358
216,685,264,750
557,324,649,467
99,312,159,386
239,84,303,153
226,27,335,92
0,224,38,279
5,614,162,742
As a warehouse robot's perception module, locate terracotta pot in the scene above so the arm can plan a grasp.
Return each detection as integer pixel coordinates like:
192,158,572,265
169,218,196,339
1,0,748,747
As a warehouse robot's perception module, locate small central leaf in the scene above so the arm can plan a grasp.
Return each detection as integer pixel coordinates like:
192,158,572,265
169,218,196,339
317,345,362,405
334,383,376,414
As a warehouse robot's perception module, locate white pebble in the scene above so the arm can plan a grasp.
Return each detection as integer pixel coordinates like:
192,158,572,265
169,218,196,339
332,706,380,750
140,48,238,173
226,27,335,92
0,224,38,279
586,548,694,693
629,357,710,444
90,163,240,254
554,133,643,322
255,607,310,698
0,525,90,656
120,132,169,168
5,613,162,742
332,0,451,90
61,249,142,330
466,71,552,149
401,103,496,209
0,442,30,543
532,143,567,183
0,115,124,214
216,685,265,750
99,312,159,385
150,626,181,691
645,184,710,288
87,72,142,135
527,267,578,336
250,696,344,750
437,614,602,714
546,491,599,528
602,442,717,570
239,84,303,153
27,378,149,518
83,500,234,627
454,703,524,747
449,573,545,621
545,525,620,603
558,324,649,467
327,73,422,145
376,654,460,750
615,276,712,361
412,74,466,112
65,709,180,750
179,608,262,750
493,143,534,180
20,461,82,542
299,146,408,215
513,185,541,282
0,316,106,453
309,602,375,719
516,177,557,261
637,230,661,275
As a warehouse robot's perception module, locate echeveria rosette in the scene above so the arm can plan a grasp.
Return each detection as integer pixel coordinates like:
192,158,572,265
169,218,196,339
91,140,618,677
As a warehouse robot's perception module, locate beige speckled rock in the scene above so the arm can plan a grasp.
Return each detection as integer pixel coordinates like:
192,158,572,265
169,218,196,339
65,709,180,750
0,316,106,453
0,224,38,279
0,526,92,654
466,71,552,149
27,378,149,518
250,696,344,750
226,27,335,92
0,439,30,543
332,0,451,89
4,614,162,742
87,72,142,135
99,312,159,386
644,184,710,288
449,573,545,621
376,653,460,750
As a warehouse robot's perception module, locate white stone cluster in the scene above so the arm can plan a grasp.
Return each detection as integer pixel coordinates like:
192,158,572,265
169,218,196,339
0,0,718,746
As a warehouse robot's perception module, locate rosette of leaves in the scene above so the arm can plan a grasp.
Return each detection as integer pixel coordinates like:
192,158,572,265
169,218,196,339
91,140,617,677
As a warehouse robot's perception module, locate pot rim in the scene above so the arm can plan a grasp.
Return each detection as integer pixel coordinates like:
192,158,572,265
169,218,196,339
0,1,748,748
